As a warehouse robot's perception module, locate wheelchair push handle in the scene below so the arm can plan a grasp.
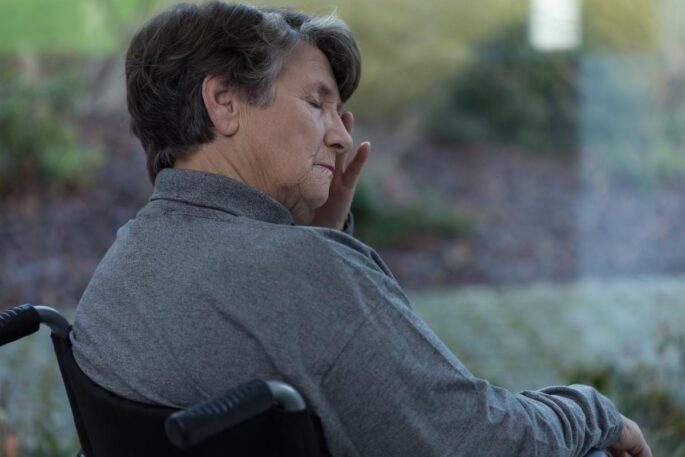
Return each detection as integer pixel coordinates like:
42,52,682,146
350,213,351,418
0,304,40,347
0,304,70,347
165,379,307,450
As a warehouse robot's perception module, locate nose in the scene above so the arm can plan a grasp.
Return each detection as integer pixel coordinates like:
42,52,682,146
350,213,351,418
324,113,353,155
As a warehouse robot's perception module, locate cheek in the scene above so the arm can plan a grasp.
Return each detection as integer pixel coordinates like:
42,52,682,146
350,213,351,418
267,106,325,185
292,115,324,171
295,109,325,149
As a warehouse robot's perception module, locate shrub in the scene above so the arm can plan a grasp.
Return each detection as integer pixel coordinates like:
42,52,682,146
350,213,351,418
428,22,579,154
428,18,685,189
351,182,471,247
0,66,103,193
566,331,685,456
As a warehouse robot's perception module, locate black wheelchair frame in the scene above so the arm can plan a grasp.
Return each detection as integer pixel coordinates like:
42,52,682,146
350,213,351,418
0,303,326,456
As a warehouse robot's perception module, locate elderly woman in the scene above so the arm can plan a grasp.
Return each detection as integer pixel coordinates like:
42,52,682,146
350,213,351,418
71,2,650,456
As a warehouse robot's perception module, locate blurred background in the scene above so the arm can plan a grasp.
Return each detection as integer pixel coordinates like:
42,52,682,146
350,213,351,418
1,0,685,455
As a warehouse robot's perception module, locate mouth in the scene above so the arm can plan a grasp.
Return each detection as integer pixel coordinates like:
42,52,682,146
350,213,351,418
316,164,335,174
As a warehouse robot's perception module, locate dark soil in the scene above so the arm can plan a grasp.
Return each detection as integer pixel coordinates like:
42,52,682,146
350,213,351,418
389,140,685,288
2,115,685,308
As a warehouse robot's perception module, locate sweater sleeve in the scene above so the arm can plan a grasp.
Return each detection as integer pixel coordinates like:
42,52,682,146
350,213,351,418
319,293,623,457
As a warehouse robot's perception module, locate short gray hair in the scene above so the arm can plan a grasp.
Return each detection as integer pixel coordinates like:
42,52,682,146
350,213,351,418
125,2,362,183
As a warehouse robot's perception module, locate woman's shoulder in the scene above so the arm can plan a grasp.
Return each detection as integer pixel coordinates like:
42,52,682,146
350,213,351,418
270,224,396,281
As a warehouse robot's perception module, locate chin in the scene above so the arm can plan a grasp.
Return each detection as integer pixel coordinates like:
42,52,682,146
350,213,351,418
311,192,330,209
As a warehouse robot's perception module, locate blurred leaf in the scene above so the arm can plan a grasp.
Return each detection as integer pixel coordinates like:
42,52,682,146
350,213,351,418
351,181,471,247
0,67,104,193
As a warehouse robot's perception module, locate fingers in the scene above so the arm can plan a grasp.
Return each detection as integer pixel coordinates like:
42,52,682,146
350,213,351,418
341,111,354,134
635,442,653,457
337,111,369,188
625,418,652,457
608,416,653,457
334,151,346,180
342,141,370,187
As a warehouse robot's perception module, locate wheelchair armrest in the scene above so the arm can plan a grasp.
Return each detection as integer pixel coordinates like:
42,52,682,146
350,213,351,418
165,379,306,450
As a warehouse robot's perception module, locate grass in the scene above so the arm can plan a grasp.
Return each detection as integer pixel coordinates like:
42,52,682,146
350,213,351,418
411,275,685,390
411,275,685,456
0,314,79,456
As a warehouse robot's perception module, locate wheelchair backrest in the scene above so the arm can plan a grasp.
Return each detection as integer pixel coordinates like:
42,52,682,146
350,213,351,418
1,304,324,457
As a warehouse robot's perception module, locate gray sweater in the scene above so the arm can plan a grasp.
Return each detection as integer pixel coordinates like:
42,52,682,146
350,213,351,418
71,168,622,456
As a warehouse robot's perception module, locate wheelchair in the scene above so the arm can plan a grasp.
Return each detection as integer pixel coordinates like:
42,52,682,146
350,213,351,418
0,303,612,456
0,303,327,456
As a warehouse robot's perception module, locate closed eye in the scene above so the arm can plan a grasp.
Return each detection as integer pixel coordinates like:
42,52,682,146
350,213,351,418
306,98,322,109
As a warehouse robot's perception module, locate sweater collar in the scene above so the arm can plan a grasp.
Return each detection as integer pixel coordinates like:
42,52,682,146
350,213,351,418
150,168,295,226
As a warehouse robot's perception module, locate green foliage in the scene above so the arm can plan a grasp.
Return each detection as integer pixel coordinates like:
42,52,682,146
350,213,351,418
0,0,160,54
427,10,685,187
0,0,665,131
566,332,685,456
0,68,104,192
428,22,579,154
351,182,471,247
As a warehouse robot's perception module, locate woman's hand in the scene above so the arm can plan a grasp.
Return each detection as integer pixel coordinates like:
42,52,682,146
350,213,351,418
608,415,652,457
310,111,370,230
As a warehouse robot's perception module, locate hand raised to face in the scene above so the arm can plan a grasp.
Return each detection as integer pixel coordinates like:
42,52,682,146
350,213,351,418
309,111,370,230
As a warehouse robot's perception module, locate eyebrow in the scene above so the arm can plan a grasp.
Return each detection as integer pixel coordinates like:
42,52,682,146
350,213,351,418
310,82,343,114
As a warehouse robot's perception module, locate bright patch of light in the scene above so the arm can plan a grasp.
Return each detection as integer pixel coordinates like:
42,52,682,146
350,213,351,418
529,0,581,51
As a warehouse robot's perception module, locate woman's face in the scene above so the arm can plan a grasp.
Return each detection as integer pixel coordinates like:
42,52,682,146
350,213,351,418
238,44,353,223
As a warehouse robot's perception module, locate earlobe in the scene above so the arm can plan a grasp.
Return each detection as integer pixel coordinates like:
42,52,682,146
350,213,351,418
222,101,240,136
202,74,240,137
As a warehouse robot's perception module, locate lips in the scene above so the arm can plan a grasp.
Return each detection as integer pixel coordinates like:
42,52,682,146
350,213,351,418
317,164,335,174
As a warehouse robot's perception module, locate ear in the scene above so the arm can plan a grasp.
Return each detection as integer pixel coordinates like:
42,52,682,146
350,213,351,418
202,74,240,137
